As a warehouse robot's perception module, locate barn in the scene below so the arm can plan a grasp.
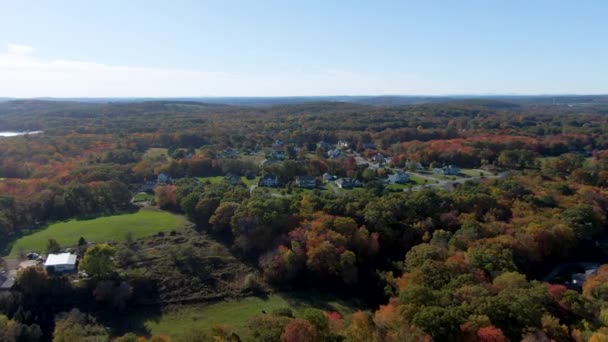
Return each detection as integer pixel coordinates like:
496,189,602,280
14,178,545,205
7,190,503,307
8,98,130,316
44,253,77,273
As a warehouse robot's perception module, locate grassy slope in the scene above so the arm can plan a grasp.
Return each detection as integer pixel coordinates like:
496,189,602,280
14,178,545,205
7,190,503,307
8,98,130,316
7,208,186,256
133,292,357,339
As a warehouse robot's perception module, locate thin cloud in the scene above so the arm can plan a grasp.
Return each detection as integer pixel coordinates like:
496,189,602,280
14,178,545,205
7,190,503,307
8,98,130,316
0,44,424,97
7,43,34,55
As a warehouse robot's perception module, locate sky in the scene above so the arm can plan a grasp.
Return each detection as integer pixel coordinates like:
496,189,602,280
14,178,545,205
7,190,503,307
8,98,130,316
0,0,607,97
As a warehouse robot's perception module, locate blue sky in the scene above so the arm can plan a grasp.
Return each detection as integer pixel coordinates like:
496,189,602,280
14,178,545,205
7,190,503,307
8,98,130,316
0,0,607,97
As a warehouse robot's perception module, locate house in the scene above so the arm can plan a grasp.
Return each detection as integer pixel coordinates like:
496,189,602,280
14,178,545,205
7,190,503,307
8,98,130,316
337,140,349,149
372,153,385,163
322,173,336,182
317,141,333,150
573,266,599,285
327,149,342,159
0,270,16,292
433,165,461,176
335,178,356,189
405,160,424,171
271,151,285,160
44,253,77,273
157,173,172,184
272,140,285,152
218,148,239,158
259,174,279,187
142,181,156,192
387,172,410,184
362,143,376,150
225,173,241,186
295,176,317,189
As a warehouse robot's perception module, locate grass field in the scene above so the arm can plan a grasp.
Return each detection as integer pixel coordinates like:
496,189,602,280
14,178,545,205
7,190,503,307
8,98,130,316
408,174,427,185
460,168,491,177
132,192,154,202
198,176,260,187
6,208,187,257
128,293,357,339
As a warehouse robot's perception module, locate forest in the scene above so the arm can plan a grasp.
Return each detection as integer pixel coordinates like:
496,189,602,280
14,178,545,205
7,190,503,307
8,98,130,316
1,98,608,341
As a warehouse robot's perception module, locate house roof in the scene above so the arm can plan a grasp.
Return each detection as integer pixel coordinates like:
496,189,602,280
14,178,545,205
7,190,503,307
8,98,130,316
44,253,77,267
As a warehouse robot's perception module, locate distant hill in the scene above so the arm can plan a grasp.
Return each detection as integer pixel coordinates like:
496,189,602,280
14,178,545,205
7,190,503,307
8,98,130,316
0,95,605,107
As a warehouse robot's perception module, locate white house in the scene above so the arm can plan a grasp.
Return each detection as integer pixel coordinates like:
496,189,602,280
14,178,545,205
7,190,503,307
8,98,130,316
44,253,77,273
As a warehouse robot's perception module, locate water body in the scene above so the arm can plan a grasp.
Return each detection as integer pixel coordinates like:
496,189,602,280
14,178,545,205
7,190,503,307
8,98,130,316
0,131,43,137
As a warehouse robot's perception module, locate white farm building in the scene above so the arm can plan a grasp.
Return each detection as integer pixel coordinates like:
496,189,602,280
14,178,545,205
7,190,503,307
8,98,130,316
44,253,77,273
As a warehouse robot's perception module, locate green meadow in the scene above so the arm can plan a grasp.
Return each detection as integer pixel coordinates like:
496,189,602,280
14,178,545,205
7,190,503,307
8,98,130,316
7,208,186,257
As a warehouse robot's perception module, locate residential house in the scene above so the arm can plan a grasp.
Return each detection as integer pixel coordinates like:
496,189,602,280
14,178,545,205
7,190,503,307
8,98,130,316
225,173,241,186
432,165,461,176
272,140,285,152
44,253,77,273
259,174,279,187
295,176,317,189
271,150,285,160
337,140,349,149
322,173,337,183
317,141,333,150
405,160,425,171
0,270,15,292
157,173,172,184
386,172,410,184
218,148,239,158
335,178,356,189
327,149,342,159
372,153,385,163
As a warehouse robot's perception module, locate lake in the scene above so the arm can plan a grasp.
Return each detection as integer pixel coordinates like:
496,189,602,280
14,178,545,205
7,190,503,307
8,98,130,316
0,131,42,137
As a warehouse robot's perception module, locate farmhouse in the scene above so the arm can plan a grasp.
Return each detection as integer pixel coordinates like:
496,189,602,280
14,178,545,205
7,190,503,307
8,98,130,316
295,176,317,189
44,253,77,273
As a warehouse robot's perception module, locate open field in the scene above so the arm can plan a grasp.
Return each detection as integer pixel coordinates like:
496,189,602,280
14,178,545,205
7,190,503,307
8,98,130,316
120,292,358,339
6,208,187,257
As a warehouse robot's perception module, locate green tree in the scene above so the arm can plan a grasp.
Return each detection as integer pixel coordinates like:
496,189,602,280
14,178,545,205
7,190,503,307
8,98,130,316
15,266,49,297
47,238,61,254
80,244,116,279
53,309,108,342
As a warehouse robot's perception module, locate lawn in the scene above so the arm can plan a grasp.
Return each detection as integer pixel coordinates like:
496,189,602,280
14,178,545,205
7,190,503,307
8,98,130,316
132,192,154,202
6,208,187,257
241,176,260,187
408,174,427,185
127,293,358,339
460,168,491,177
